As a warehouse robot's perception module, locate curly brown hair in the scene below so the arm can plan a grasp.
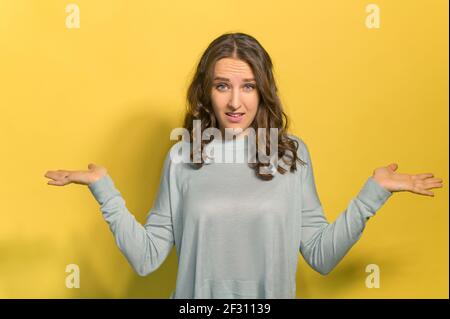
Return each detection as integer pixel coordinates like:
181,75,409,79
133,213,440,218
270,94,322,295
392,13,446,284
182,32,306,180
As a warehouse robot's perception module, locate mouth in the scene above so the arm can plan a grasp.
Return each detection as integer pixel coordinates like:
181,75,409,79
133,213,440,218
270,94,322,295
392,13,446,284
225,112,245,123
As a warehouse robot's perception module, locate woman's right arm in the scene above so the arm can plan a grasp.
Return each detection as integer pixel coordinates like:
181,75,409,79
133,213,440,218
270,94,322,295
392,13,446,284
45,154,176,277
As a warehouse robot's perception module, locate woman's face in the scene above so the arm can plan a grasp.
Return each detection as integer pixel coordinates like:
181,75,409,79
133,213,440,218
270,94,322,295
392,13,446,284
210,57,259,137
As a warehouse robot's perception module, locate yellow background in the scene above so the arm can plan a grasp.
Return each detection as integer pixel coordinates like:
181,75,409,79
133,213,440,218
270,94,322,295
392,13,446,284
0,0,448,298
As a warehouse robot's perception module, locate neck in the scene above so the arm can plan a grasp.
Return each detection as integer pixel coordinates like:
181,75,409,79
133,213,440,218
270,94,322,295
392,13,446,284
221,127,249,141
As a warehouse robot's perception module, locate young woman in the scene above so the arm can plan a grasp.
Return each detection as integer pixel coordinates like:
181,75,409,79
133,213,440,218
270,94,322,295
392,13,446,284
44,33,444,299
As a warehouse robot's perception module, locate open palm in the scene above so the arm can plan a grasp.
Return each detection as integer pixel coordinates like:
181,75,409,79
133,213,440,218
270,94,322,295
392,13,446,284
44,163,107,186
372,163,444,196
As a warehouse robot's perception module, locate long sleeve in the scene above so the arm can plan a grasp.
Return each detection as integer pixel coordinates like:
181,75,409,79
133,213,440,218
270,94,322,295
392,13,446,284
297,139,392,275
87,152,175,277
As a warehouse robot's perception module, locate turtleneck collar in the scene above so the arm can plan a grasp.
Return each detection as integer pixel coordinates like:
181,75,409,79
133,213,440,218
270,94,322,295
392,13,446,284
208,134,249,151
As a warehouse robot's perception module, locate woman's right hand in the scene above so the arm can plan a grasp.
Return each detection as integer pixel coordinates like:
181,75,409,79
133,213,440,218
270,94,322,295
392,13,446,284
44,163,108,186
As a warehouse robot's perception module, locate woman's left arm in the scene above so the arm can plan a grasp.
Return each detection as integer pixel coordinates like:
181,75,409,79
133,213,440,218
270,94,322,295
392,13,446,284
297,138,444,276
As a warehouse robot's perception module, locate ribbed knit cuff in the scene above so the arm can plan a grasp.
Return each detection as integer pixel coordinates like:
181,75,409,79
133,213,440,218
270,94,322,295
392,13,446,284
87,175,120,206
356,176,393,214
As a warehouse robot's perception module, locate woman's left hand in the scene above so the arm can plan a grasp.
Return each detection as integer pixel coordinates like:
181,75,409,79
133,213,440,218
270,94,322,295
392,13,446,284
372,163,444,196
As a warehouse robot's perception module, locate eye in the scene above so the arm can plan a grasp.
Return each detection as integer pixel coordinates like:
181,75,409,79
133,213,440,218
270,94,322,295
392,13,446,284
244,84,256,91
215,83,229,91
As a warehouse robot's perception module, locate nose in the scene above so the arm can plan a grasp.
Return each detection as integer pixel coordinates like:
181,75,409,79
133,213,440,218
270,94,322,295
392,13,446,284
227,88,242,111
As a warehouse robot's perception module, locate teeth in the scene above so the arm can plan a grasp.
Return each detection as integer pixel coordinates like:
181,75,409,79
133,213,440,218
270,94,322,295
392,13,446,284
227,113,244,117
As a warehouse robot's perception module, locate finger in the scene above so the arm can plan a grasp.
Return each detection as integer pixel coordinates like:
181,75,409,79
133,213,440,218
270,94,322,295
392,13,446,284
424,177,443,183
47,179,66,186
45,171,68,181
49,171,72,181
424,182,444,189
423,178,444,185
413,183,435,195
45,170,60,176
45,171,60,180
416,173,434,180
417,190,434,196
88,163,101,170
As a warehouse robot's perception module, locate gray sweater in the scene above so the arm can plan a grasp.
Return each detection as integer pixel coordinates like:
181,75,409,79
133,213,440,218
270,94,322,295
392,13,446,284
88,134,392,298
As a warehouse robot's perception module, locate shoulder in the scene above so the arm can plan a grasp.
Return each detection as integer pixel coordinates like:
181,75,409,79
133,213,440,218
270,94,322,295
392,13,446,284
156,141,191,183
285,133,302,145
285,133,309,161
164,139,202,171
165,140,190,166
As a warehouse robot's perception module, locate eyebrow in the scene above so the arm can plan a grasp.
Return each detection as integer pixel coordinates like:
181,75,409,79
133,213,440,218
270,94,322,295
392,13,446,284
213,77,256,82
